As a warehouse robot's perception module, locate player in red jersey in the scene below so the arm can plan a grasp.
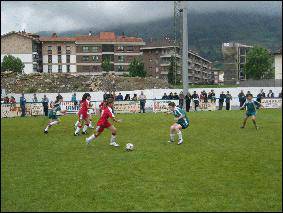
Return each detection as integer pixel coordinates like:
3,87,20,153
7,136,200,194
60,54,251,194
85,98,122,147
74,93,93,136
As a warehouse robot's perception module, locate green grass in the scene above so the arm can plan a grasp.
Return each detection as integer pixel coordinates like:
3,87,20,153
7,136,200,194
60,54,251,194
1,110,282,212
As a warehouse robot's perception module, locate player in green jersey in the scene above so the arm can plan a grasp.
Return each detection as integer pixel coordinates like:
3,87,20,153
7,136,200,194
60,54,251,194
166,102,190,145
240,93,264,130
44,95,67,134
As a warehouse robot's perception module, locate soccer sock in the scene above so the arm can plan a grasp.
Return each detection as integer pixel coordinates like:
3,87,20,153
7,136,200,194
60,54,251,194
110,134,116,143
170,134,175,141
177,131,183,141
74,120,79,127
75,124,82,134
87,134,96,142
44,125,50,131
82,124,89,132
89,120,93,127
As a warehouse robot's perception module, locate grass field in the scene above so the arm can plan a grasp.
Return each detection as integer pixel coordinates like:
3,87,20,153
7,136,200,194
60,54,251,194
1,109,282,211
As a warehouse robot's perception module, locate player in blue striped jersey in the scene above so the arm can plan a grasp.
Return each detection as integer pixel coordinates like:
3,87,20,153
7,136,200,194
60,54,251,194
240,93,264,130
166,102,190,145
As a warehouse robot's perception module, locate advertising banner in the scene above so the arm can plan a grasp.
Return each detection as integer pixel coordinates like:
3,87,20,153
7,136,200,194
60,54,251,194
114,101,140,113
261,98,282,109
153,100,179,112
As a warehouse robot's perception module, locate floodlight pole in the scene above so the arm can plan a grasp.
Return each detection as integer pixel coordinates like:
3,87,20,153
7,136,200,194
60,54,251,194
181,1,189,110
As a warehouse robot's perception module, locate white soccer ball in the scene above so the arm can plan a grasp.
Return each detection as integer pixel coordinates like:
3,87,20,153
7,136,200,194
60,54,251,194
125,143,134,151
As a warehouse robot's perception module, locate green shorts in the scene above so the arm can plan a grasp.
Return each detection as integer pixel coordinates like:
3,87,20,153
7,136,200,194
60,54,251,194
178,122,189,129
48,111,58,120
246,111,256,117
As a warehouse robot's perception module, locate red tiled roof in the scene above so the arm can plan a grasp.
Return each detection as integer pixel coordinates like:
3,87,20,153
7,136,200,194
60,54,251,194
40,32,143,43
1,31,40,41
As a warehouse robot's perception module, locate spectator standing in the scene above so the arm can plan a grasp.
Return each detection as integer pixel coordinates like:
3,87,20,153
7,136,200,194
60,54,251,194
71,93,77,106
267,90,274,98
225,91,232,110
219,91,226,110
20,93,26,117
9,96,16,104
179,91,184,108
191,91,199,111
168,92,174,100
116,93,123,101
4,96,9,103
32,93,38,102
42,95,49,116
138,91,147,113
238,90,246,107
211,90,216,103
203,90,208,102
256,89,265,103
132,94,138,101
162,93,168,100
173,92,179,100
185,93,191,112
124,94,130,101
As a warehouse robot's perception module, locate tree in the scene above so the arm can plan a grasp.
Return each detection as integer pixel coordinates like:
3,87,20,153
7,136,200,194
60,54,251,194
1,55,25,73
101,58,112,72
244,46,274,80
167,56,180,85
128,58,146,77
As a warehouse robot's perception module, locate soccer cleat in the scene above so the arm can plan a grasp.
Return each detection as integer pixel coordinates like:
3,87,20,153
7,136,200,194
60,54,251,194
178,139,183,145
240,126,245,129
82,131,87,135
74,133,79,136
110,142,120,147
44,130,48,134
168,140,174,143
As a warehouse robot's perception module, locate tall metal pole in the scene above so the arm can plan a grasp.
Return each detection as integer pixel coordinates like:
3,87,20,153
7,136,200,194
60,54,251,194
181,1,189,110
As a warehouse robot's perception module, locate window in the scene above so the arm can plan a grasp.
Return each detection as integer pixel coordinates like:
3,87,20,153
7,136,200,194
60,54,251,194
117,46,124,51
118,55,125,62
92,46,99,52
66,46,71,54
58,65,62,73
58,55,62,63
82,46,89,52
127,46,134,52
67,65,70,73
48,55,52,63
66,55,70,63
48,46,52,54
48,65,52,73
57,46,61,54
82,56,89,62
92,55,99,62
33,53,38,60
118,65,124,71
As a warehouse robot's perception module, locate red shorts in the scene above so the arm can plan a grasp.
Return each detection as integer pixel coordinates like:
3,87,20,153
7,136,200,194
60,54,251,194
96,120,112,133
78,111,88,120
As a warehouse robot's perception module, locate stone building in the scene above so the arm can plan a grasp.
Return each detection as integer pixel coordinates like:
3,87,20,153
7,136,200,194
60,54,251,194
1,31,42,74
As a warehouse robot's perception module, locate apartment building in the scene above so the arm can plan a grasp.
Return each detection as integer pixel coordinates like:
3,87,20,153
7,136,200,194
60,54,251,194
75,32,145,74
40,33,76,73
40,32,145,74
1,31,42,74
222,42,252,84
141,40,213,84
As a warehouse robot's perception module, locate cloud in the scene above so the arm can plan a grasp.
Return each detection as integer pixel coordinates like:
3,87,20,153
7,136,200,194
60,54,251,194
1,1,281,34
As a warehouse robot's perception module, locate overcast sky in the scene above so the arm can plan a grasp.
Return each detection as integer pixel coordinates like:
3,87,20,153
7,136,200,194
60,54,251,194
1,1,282,34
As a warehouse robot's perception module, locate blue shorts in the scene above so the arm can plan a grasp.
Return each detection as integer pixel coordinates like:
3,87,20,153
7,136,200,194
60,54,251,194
48,111,58,120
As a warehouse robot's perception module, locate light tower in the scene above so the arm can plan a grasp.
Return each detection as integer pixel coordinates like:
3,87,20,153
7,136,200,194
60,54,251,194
180,1,189,109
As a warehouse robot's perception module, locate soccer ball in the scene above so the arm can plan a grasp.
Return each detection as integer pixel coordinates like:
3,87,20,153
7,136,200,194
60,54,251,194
125,143,134,151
